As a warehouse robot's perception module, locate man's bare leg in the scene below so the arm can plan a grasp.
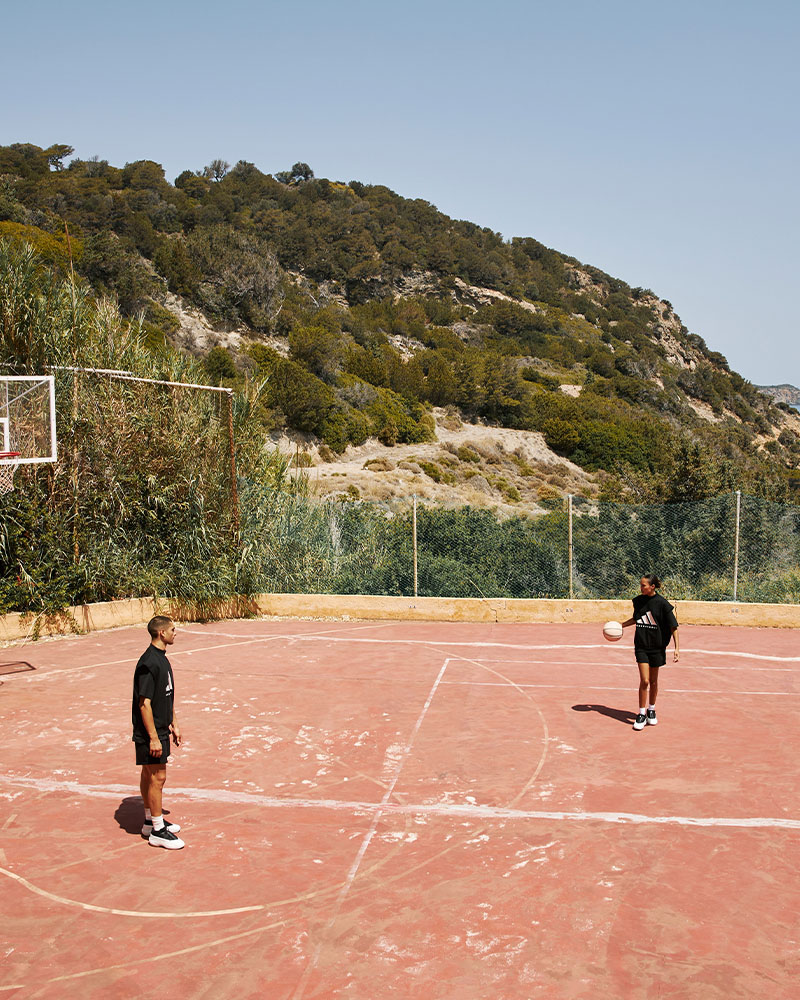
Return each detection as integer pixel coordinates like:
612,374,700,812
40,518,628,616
141,763,166,817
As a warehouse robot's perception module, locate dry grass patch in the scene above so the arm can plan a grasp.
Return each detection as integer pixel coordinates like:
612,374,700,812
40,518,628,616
439,406,463,431
363,458,395,472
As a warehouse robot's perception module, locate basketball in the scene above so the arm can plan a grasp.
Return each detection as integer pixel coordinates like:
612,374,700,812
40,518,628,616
603,620,623,641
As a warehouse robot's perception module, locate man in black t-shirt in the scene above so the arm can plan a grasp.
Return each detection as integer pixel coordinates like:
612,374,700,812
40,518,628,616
132,615,185,849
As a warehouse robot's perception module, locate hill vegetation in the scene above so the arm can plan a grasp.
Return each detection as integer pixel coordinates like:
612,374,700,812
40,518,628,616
1,141,800,616
2,141,799,505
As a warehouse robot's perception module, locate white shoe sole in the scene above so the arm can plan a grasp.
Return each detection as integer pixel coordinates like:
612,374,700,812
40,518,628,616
647,718,658,726
149,833,185,849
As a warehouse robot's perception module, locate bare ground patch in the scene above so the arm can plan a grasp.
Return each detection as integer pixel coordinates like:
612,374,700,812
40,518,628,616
268,409,597,514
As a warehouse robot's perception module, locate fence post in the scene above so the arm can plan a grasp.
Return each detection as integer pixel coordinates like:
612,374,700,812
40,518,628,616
225,390,240,544
568,494,574,600
733,489,741,602
412,494,418,598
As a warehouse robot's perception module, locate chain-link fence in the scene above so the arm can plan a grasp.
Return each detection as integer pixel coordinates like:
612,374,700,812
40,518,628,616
240,491,800,603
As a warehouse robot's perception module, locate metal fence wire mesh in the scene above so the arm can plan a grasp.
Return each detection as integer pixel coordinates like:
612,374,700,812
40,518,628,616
237,491,800,603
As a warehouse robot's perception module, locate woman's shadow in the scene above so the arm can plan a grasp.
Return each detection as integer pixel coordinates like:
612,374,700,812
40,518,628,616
572,704,636,725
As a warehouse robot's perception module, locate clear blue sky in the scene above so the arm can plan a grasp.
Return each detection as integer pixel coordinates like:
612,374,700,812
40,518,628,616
3,0,798,385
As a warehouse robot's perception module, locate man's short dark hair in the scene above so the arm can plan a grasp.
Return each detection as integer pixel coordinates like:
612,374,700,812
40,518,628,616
147,615,173,639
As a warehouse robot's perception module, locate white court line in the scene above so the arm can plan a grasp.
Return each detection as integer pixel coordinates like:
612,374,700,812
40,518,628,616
462,656,799,672
289,657,450,1000
0,865,267,918
289,634,800,662
440,681,796,696
0,622,395,682
1,635,289,682
3,774,798,831
6,632,798,684
210,633,800,663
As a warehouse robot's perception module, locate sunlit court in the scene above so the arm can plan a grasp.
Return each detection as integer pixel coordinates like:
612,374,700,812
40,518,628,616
1,617,799,999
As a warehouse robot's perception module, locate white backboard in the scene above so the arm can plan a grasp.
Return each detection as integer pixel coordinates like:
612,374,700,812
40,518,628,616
0,376,57,465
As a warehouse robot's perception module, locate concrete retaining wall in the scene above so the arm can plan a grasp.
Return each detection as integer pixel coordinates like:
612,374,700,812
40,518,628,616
2,593,799,644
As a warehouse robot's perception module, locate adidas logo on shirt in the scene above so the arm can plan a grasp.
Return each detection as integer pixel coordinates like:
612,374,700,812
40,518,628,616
636,612,658,628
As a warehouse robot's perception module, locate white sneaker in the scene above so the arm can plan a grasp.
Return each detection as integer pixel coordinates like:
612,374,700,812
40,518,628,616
148,825,185,850
646,709,658,726
142,818,181,837
633,712,647,731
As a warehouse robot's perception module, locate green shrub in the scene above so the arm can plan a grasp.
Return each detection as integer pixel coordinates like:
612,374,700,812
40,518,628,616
377,419,398,446
144,300,180,335
542,418,579,455
418,460,456,484
268,358,336,433
319,407,369,453
204,346,238,385
457,445,481,463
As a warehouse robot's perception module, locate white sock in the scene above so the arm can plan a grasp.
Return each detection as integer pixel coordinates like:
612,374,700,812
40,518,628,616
649,705,656,712
145,807,152,821
637,708,645,715
151,815,165,831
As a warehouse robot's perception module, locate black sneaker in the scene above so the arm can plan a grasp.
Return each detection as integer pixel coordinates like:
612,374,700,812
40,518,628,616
142,818,181,837
633,712,647,731
148,825,185,850
646,709,658,726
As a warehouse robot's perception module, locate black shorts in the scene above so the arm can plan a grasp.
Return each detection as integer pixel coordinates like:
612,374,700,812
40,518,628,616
135,736,171,766
635,648,667,668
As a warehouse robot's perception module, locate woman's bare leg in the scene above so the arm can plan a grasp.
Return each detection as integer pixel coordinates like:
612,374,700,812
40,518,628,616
649,665,660,706
637,661,650,710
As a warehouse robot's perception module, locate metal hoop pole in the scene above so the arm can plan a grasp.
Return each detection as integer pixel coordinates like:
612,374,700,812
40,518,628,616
225,392,240,542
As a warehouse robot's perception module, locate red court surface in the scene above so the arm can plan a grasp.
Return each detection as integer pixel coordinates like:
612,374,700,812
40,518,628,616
1,618,799,999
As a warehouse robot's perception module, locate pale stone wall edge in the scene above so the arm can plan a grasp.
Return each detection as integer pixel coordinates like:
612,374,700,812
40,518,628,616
1,594,798,643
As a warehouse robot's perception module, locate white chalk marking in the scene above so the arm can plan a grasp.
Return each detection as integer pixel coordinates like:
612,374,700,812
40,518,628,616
0,916,288,990
0,622,396,683
290,657,450,1000
462,656,799,672
440,681,797,696
281,635,800,662
179,621,395,640
1,634,290,682
3,775,797,830
0,865,267,918
6,628,797,687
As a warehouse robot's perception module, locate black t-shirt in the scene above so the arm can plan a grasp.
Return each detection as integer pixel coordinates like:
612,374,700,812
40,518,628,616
132,645,175,743
632,593,678,651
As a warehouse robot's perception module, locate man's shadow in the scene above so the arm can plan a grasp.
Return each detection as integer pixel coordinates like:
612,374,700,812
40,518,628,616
572,704,636,725
114,796,173,836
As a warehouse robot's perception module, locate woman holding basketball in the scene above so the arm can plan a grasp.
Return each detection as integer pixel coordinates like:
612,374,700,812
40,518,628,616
621,574,679,731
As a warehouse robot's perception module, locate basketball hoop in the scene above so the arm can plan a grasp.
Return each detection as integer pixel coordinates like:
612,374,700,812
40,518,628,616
0,451,21,495
0,375,57,494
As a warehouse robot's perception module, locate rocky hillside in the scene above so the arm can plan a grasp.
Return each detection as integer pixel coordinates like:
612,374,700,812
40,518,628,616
757,384,800,408
1,141,799,503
